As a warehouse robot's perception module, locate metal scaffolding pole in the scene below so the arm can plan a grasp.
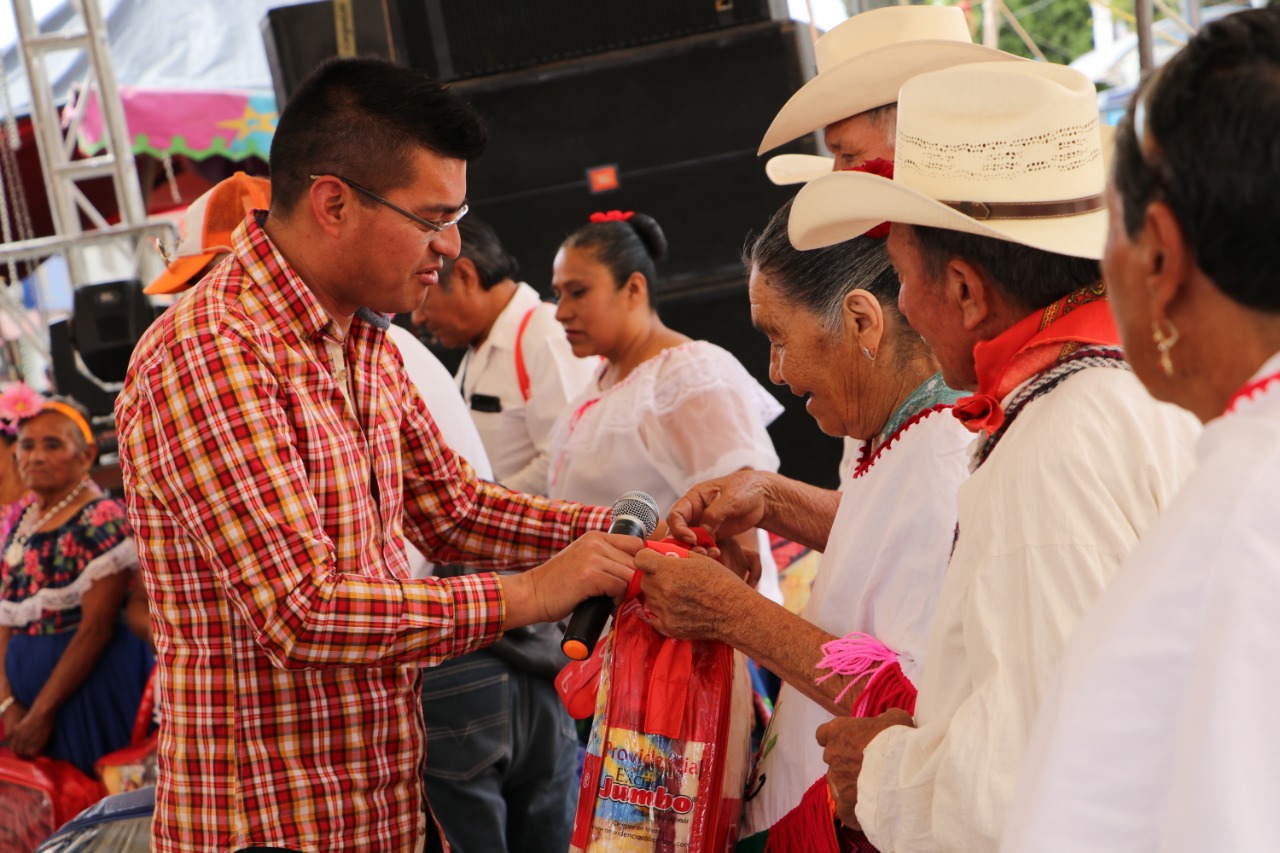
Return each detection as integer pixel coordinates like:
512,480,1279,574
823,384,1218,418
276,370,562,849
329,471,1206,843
1136,0,1156,75
3,0,163,372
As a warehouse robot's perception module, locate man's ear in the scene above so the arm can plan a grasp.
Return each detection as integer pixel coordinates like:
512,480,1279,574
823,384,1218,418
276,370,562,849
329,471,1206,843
308,176,348,237
948,257,993,333
452,257,481,293
842,288,885,356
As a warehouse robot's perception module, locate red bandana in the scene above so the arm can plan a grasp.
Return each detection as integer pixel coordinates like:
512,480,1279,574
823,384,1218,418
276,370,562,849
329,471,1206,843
953,282,1119,434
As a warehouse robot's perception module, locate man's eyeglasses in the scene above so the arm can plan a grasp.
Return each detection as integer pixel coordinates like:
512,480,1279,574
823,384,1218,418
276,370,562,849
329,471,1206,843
309,174,469,233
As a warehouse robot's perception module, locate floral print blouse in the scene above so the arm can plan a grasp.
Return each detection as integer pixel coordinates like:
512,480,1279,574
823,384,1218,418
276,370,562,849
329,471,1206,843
0,496,138,636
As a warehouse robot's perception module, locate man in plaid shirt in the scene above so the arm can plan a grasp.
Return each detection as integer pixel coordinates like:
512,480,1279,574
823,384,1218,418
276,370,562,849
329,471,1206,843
116,58,640,853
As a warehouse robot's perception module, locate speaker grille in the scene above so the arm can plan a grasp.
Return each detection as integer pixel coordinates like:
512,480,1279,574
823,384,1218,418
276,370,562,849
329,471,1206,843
424,0,782,79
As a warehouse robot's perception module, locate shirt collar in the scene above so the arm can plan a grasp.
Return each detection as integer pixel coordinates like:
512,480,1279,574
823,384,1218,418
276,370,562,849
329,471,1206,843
232,210,390,344
474,282,542,353
953,282,1119,434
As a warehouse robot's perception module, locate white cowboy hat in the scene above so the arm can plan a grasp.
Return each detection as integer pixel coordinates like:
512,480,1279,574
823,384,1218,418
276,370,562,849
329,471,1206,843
764,153,835,185
766,123,1117,188
789,61,1109,261
759,5,1021,156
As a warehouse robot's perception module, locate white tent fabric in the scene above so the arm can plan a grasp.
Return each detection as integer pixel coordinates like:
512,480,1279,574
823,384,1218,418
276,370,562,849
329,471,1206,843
0,0,311,119
0,0,847,120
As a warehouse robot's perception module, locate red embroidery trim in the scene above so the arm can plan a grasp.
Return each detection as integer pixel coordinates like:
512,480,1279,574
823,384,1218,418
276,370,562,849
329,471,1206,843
852,404,954,479
1226,369,1280,415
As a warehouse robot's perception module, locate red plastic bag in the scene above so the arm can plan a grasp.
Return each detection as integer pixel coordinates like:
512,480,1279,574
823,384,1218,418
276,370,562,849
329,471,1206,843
569,537,753,853
0,748,106,853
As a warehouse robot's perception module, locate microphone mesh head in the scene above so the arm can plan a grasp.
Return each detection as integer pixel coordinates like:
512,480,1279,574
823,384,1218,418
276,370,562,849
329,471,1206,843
611,491,659,538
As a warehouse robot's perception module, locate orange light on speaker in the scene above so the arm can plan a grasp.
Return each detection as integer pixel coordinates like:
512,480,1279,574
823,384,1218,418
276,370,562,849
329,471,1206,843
587,165,620,194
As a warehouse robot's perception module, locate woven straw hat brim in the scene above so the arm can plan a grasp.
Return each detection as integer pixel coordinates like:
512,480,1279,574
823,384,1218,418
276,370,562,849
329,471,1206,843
789,171,1107,261
759,40,1020,155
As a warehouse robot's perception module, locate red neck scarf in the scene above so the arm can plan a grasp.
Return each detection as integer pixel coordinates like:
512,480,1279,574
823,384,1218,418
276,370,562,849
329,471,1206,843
953,282,1119,434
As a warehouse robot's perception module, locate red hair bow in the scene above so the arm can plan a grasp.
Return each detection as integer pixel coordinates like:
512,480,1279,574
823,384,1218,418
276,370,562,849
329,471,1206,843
838,159,895,239
589,209,635,223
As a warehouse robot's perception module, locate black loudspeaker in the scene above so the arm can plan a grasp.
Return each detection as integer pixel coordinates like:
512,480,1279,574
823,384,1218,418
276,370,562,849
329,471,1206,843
395,0,787,81
49,318,115,418
458,20,818,297
261,1,402,107
260,0,788,102
70,280,156,385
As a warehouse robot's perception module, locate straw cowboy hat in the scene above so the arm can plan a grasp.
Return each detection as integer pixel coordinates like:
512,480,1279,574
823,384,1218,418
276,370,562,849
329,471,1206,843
765,124,1118,186
789,61,1109,261
764,153,834,186
759,5,1019,159
146,172,271,295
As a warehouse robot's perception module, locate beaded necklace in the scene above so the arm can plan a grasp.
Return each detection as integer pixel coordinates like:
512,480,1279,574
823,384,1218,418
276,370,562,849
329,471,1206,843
3,477,91,566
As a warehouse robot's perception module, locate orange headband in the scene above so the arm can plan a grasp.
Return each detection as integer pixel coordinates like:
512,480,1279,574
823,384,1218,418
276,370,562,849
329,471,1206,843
42,401,94,444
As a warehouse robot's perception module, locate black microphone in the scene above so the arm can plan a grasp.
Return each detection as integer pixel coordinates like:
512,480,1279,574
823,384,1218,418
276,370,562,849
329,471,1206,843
561,491,659,661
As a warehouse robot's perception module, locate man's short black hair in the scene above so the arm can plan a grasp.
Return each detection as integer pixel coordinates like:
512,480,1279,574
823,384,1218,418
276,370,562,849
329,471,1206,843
445,216,520,291
269,57,487,214
908,226,1101,313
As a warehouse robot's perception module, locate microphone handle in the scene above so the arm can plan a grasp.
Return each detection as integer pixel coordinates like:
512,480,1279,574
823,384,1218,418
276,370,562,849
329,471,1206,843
560,515,648,660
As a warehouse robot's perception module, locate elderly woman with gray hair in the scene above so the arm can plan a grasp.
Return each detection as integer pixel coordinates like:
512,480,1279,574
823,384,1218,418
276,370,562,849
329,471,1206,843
634,190,972,849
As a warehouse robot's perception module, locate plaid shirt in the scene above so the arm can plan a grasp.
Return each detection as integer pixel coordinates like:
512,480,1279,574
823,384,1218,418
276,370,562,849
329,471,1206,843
116,212,610,853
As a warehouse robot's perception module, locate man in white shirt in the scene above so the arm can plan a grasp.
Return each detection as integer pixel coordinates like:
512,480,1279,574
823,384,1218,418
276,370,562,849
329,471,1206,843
410,216,595,853
788,61,1200,852
412,215,596,495
386,321,494,577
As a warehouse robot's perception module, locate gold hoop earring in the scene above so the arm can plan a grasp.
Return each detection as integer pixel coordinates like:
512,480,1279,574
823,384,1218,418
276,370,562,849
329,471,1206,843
861,346,876,363
1151,319,1179,377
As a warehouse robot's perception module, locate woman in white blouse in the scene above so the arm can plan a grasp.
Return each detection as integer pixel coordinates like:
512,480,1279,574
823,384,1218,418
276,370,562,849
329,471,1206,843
546,210,784,602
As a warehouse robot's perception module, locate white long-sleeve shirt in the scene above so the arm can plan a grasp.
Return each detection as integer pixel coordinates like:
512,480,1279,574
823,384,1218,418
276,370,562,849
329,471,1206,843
1002,351,1280,853
386,324,493,579
745,404,972,836
455,282,597,495
856,367,1200,853
546,340,786,603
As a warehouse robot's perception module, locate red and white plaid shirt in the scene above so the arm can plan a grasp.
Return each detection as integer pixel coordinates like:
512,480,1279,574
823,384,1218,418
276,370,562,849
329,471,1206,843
116,212,610,852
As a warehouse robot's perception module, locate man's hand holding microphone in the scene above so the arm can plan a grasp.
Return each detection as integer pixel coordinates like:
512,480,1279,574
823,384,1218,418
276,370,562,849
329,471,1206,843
498,493,660,660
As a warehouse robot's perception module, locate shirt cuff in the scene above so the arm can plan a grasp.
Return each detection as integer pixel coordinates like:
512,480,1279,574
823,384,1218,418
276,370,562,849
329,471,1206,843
856,722,908,851
405,572,506,661
578,504,613,537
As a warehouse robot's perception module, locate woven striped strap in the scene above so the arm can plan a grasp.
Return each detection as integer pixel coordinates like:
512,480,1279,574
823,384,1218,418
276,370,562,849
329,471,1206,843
973,346,1129,469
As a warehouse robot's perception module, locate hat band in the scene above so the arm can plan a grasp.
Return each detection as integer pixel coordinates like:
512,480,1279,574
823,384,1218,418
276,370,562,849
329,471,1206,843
940,194,1105,221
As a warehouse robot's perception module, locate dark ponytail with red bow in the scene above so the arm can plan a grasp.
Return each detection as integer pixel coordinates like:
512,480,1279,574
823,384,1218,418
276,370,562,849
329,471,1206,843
563,210,668,304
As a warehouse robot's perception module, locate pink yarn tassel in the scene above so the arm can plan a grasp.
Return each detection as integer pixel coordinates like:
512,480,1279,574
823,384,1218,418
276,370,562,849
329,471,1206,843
814,632,899,707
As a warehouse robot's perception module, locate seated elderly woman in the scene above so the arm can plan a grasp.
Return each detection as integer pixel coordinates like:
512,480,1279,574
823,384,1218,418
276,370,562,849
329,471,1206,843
1004,10,1280,851
0,397,152,777
635,194,972,848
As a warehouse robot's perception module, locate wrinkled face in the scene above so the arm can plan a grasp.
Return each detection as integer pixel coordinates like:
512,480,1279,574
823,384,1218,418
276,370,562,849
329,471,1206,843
336,147,467,318
749,267,854,437
411,265,484,349
824,112,895,171
1101,184,1164,396
552,245,632,359
887,226,978,390
16,412,92,496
